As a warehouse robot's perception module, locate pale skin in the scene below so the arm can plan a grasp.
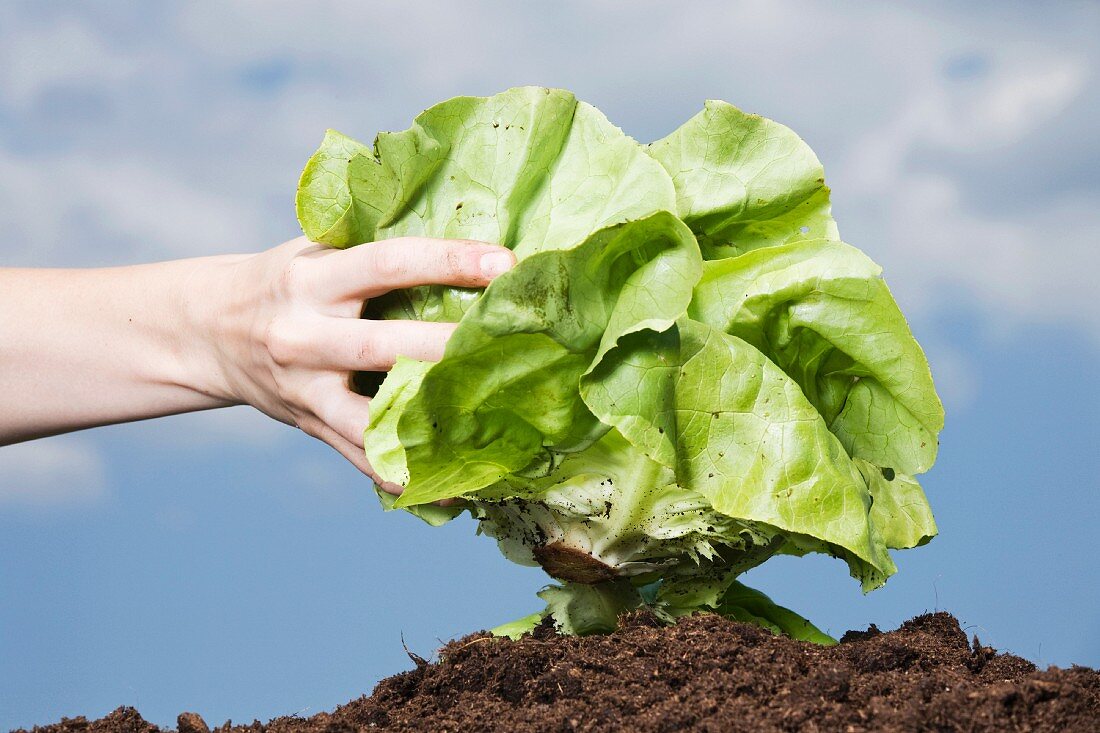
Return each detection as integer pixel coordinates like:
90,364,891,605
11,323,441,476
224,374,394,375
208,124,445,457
0,236,516,493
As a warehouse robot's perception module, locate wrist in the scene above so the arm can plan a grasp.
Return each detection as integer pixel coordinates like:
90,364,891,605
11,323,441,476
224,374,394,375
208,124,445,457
170,253,253,406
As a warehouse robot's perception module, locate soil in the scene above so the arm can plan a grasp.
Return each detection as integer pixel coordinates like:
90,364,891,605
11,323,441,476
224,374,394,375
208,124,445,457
18,612,1100,732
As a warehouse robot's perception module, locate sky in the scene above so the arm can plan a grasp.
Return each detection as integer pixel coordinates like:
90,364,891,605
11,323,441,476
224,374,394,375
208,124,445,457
1,0,1098,728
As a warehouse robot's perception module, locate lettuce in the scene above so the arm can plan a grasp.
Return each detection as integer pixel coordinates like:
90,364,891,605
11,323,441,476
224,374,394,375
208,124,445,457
296,87,943,640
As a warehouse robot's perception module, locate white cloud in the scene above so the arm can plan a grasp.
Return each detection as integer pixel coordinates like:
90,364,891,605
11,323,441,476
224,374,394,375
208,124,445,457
0,436,108,509
843,56,1088,191
0,150,267,267
841,170,1100,345
977,61,1086,145
0,15,138,107
67,159,266,262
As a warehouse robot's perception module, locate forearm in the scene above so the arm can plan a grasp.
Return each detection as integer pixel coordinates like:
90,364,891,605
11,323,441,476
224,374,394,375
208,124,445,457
0,234,515,488
0,256,247,444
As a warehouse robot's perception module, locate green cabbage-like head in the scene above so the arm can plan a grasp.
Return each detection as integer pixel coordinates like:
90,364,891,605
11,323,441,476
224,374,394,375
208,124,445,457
296,87,943,640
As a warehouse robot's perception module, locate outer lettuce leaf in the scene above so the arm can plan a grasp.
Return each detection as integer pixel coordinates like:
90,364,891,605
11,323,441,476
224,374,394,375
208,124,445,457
651,574,836,646
362,356,430,486
371,212,701,507
689,239,944,475
490,611,547,641
365,356,466,526
715,581,837,645
583,318,895,591
295,129,373,246
297,87,676,325
646,100,838,259
856,458,937,550
580,328,682,467
374,488,464,528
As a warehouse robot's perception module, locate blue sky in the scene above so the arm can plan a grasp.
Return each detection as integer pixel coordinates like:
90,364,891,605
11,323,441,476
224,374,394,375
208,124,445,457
1,1,1098,728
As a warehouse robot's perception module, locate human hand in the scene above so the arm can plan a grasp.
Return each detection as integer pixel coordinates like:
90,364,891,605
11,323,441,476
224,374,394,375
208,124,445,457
204,236,515,491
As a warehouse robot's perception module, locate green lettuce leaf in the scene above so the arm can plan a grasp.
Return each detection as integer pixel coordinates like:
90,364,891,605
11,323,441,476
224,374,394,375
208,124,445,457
715,581,837,645
856,458,937,550
689,239,944,475
295,129,373,246
490,611,547,641
646,100,838,259
361,355,430,487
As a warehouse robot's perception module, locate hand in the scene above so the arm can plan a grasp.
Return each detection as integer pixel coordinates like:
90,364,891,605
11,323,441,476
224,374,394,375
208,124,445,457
209,236,515,490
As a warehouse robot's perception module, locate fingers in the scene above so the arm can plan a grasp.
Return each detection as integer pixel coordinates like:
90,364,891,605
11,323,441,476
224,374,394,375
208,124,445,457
312,382,374,449
328,429,377,478
312,421,383,482
320,237,515,301
309,387,457,501
293,378,404,492
311,395,406,495
322,428,404,495
310,319,457,371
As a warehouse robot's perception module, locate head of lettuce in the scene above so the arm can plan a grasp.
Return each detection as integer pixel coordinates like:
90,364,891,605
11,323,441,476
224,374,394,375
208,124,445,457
295,87,943,642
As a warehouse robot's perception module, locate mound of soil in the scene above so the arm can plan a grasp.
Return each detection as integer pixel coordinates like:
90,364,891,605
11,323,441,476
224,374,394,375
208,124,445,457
21,612,1100,732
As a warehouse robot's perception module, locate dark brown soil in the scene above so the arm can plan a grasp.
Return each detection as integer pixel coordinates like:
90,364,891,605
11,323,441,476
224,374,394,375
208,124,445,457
18,612,1100,733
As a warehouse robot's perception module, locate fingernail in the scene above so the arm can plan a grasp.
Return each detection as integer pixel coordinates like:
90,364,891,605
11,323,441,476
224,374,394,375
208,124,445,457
479,250,515,279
